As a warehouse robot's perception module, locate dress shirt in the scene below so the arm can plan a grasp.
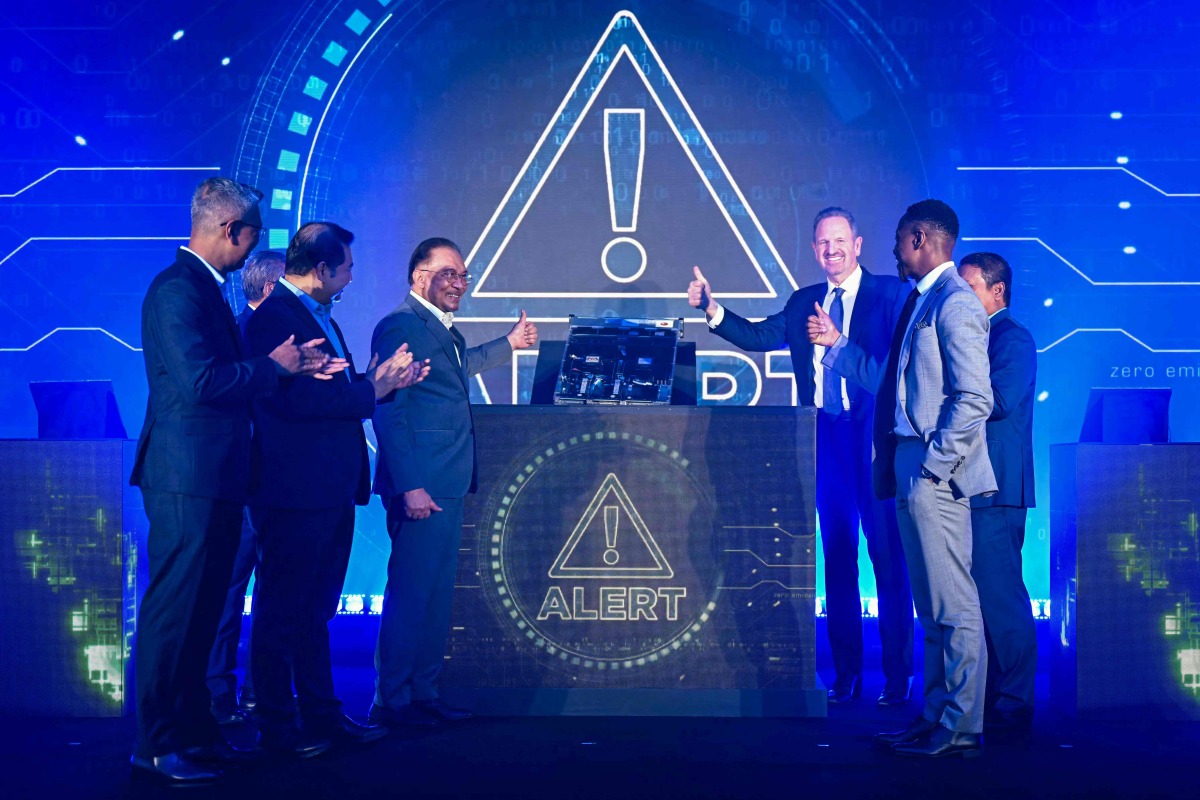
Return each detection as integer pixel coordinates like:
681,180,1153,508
410,290,460,365
813,266,861,412
707,266,862,412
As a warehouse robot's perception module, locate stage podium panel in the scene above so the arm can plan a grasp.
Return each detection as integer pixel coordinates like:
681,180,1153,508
1051,443,1200,719
0,440,144,716
441,406,822,716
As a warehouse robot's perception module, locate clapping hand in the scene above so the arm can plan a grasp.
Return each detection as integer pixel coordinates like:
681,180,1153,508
269,335,347,379
367,344,419,398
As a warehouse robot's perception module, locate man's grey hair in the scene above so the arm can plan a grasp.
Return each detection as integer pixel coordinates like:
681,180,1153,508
812,206,859,240
241,250,286,303
190,177,263,232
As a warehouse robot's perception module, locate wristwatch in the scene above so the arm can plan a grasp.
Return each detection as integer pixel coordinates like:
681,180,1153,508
920,466,941,484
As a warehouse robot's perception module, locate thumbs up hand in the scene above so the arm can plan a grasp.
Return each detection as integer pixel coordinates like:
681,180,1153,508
507,309,538,350
807,301,842,347
688,266,718,318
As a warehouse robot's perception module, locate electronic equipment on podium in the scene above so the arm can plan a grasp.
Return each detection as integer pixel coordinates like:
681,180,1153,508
553,316,682,405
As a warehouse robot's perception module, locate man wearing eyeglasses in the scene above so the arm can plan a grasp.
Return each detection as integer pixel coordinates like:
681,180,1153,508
130,178,344,785
369,237,538,728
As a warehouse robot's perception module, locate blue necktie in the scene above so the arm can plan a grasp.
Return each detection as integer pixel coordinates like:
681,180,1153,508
822,287,845,415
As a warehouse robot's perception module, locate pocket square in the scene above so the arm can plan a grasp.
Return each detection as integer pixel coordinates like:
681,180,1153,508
913,321,930,330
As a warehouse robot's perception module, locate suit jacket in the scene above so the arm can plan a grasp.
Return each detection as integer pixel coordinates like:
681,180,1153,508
828,267,996,499
712,267,906,421
235,305,254,340
971,308,1036,509
371,293,512,500
130,248,278,501
244,281,376,510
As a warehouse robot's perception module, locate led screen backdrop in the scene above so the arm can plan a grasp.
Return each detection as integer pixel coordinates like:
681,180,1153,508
2,1,1198,602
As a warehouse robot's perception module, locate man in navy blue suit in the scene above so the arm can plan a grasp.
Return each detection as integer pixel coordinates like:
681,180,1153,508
688,207,914,705
958,252,1038,737
244,222,426,757
369,237,537,727
207,249,286,726
131,178,340,785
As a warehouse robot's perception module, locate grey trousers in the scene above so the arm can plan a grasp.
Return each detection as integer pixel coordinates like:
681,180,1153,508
893,438,987,733
373,495,465,708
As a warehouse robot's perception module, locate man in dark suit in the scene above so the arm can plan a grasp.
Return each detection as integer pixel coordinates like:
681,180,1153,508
130,178,341,785
245,222,424,756
958,252,1038,737
369,237,538,727
234,249,286,337
207,249,286,726
813,199,996,758
688,207,914,706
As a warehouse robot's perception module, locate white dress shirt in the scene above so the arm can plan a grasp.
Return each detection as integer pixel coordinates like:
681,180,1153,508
410,290,460,365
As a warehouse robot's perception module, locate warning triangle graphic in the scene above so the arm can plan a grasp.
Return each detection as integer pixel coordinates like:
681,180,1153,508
548,473,674,579
466,10,796,308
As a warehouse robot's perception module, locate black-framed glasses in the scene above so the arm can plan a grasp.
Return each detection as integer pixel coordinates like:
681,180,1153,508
418,267,472,285
221,219,266,239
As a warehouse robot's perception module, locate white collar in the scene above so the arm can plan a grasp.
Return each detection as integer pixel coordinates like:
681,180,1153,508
182,246,225,285
827,265,863,296
410,290,453,328
916,261,955,294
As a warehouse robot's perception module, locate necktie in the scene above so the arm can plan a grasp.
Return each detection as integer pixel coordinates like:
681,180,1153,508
821,287,845,415
879,288,921,417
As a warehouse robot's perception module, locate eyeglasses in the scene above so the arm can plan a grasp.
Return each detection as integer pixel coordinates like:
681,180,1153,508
221,219,266,239
418,268,472,285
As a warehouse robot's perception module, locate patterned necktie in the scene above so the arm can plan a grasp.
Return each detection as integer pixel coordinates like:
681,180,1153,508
822,287,845,415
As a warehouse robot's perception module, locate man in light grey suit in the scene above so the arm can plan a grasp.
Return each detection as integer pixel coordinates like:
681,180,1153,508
810,200,995,758
368,237,538,727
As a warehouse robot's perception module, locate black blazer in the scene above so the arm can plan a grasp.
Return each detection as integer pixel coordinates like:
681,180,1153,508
244,281,375,510
130,248,278,501
235,305,254,340
972,308,1037,509
712,266,906,421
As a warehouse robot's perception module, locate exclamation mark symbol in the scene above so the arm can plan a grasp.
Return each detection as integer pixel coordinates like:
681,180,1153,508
603,505,620,565
602,108,647,284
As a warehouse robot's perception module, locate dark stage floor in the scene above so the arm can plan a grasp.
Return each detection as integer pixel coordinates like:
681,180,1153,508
5,620,1198,799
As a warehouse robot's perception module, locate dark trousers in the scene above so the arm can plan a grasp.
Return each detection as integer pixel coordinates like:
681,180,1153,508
817,412,913,687
374,495,465,709
971,505,1037,717
134,489,242,758
250,504,355,736
206,507,258,704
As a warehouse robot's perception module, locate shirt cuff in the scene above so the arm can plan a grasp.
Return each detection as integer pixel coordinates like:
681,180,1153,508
707,304,725,328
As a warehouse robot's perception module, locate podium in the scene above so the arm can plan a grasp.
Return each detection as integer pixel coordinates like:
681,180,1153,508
0,440,145,716
1051,443,1200,718
441,406,823,717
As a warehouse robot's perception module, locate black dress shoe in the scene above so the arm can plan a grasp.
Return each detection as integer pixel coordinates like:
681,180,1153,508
414,698,473,722
827,675,862,704
317,714,389,746
184,740,261,767
876,677,913,706
211,695,247,726
131,752,222,785
368,703,439,728
257,730,334,760
894,724,983,758
873,714,939,748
